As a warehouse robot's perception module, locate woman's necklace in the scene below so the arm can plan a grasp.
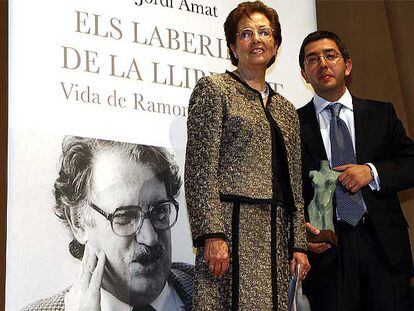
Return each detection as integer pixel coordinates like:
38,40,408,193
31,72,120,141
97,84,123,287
234,69,269,99
260,84,269,99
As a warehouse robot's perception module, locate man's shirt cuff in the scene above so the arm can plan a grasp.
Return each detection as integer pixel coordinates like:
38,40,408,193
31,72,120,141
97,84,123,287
366,162,381,190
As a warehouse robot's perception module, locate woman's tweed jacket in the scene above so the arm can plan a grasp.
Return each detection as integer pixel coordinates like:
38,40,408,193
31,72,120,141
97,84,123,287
185,72,307,310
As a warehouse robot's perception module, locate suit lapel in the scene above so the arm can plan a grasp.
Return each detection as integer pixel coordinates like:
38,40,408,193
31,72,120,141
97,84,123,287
300,101,328,165
169,267,192,310
352,97,368,163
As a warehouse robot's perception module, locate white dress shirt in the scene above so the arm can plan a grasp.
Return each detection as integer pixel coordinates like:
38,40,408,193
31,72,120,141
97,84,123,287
312,89,381,192
100,281,185,311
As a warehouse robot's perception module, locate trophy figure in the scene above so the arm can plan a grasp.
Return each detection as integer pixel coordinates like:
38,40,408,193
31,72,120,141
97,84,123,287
307,160,340,247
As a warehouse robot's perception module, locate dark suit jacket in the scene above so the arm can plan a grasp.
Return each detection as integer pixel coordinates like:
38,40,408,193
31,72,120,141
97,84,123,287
21,262,194,311
298,96,414,293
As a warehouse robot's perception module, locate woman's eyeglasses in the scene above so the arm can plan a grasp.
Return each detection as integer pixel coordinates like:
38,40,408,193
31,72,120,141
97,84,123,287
236,27,274,42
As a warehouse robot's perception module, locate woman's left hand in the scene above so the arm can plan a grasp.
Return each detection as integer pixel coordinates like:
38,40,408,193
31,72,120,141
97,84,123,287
290,252,310,281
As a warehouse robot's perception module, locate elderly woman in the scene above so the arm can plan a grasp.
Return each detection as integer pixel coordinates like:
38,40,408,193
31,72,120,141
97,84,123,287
185,1,309,310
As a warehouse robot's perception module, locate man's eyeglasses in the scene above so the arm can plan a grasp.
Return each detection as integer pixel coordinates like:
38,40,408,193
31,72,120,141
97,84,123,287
236,27,274,42
90,199,179,237
303,50,342,66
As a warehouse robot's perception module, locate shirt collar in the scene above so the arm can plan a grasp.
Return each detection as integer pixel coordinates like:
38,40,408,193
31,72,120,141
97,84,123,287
151,281,173,310
100,281,181,311
313,88,353,115
101,287,133,311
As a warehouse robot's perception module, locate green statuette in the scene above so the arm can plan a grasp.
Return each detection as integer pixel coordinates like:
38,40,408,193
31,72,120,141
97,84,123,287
307,160,340,246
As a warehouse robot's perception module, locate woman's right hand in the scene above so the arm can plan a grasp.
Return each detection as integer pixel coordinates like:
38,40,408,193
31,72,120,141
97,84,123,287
65,245,106,311
204,238,229,277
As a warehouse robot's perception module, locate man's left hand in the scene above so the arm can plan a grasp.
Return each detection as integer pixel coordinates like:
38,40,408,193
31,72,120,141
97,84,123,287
65,246,106,311
290,252,310,281
334,164,373,193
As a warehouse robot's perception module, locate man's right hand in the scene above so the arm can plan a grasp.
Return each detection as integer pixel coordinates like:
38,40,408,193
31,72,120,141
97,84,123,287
204,238,229,278
65,245,106,311
305,222,331,254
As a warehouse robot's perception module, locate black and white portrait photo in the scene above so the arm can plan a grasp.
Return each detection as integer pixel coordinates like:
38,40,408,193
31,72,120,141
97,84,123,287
8,135,194,311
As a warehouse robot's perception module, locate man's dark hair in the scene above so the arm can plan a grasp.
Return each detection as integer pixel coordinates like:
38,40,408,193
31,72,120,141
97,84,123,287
53,136,182,258
299,30,350,70
224,0,282,67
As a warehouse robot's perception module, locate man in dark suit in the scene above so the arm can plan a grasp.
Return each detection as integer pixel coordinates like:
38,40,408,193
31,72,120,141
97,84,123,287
22,136,193,311
297,31,414,311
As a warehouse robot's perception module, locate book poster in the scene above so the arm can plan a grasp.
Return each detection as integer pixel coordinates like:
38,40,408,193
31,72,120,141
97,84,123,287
7,1,316,309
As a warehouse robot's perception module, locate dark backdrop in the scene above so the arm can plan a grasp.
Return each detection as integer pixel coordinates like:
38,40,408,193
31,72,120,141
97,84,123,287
1,1,7,310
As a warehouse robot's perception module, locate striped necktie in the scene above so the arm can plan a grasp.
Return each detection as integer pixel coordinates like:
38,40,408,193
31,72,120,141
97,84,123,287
329,103,365,226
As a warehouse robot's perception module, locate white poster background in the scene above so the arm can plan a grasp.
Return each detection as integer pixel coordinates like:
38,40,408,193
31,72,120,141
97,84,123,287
7,0,316,309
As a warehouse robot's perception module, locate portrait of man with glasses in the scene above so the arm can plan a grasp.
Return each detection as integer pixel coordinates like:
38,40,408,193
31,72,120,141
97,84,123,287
22,136,193,311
